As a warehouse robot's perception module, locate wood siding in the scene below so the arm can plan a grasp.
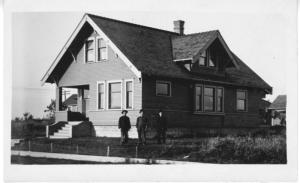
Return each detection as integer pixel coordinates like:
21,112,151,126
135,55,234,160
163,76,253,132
142,76,265,128
57,31,142,126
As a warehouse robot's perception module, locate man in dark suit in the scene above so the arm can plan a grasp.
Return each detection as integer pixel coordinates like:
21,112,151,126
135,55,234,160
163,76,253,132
118,110,131,144
156,109,167,144
136,109,148,145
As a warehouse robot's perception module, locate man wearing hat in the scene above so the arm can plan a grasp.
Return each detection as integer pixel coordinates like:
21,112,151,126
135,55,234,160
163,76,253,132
118,110,131,144
136,109,148,145
155,109,167,144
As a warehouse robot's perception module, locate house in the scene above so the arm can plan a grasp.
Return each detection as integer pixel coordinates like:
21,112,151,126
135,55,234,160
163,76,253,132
268,95,286,126
41,13,272,138
63,94,78,112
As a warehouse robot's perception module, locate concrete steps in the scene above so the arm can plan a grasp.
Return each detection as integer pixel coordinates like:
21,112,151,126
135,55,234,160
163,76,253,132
49,121,83,139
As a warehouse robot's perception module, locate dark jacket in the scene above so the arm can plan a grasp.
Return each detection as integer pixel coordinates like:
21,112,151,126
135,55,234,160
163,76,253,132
156,115,167,131
136,116,148,130
118,116,131,131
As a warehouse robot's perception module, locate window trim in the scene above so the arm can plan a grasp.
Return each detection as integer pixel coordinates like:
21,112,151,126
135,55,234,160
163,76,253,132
194,84,203,112
96,81,106,110
156,80,172,97
107,80,123,110
125,79,134,110
84,37,96,63
236,89,248,112
96,36,108,62
193,84,224,114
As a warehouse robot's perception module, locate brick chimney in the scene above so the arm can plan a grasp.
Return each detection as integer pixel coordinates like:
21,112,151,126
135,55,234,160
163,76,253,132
173,20,185,35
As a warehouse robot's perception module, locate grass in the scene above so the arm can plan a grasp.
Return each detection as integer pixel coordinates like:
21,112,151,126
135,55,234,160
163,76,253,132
12,135,286,164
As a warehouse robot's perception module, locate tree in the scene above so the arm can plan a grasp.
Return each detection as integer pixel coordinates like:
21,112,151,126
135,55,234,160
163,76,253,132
44,99,56,119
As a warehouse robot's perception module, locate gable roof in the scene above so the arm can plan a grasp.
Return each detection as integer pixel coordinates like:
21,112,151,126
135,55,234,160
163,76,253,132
269,95,286,110
41,13,272,92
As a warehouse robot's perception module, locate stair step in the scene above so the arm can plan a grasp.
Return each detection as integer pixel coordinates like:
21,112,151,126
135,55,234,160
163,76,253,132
53,132,70,136
49,135,70,139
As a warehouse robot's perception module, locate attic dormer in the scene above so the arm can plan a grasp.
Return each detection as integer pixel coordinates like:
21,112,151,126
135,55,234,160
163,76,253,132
172,30,239,76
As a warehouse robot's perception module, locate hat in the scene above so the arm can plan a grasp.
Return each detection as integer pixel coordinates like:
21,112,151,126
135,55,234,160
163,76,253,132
121,110,128,114
139,109,143,113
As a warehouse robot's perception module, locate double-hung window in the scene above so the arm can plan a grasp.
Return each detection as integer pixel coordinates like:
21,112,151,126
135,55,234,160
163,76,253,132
108,82,122,109
97,82,105,109
156,81,171,97
97,38,107,61
125,81,133,109
85,38,95,63
195,85,203,111
236,90,247,111
204,87,215,112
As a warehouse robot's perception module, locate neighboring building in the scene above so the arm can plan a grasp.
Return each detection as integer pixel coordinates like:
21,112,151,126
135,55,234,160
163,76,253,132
63,94,78,112
269,95,286,126
259,99,271,125
41,14,272,138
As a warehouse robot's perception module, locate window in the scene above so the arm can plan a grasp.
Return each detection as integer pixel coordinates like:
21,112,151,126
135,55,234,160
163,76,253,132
237,90,247,111
198,49,216,67
216,88,223,112
97,38,107,61
204,87,215,111
108,82,121,109
156,81,171,96
199,51,207,66
195,85,202,111
85,38,95,62
97,82,105,109
125,81,133,109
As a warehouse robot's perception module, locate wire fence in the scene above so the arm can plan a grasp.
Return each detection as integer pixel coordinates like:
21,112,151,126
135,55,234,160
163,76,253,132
12,139,212,159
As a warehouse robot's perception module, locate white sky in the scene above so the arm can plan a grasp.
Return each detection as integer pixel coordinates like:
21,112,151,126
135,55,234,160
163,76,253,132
11,0,296,118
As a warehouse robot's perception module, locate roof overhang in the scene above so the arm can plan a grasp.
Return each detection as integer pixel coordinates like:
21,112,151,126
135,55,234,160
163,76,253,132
41,14,141,86
193,31,240,69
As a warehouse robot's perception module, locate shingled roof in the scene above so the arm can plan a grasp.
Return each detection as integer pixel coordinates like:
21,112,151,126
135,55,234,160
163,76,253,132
42,14,272,92
269,95,286,110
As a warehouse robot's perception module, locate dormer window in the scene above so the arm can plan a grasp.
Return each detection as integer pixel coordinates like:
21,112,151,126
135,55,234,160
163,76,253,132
198,48,216,68
85,38,95,63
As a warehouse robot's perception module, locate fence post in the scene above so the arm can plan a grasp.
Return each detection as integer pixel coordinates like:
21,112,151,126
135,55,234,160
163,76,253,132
135,145,138,158
50,143,53,153
76,145,79,154
46,125,49,138
106,146,110,157
28,140,31,151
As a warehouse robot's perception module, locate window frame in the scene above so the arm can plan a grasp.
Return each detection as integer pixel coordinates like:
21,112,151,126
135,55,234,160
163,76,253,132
107,80,123,110
236,89,248,112
96,36,108,62
194,84,203,112
96,81,106,110
84,37,96,63
198,49,217,68
156,80,172,97
125,79,134,110
193,84,224,114
203,85,216,112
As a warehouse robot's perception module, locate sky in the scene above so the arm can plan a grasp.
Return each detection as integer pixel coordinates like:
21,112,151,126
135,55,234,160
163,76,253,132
11,1,295,118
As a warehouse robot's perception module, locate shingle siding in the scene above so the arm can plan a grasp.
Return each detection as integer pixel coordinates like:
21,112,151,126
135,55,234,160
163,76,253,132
142,76,264,128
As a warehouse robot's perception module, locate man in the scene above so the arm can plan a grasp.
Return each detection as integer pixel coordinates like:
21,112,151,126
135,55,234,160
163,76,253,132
156,109,167,144
136,109,148,145
118,110,131,144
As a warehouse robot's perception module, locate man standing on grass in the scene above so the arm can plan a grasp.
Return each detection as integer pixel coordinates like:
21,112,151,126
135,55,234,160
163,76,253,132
136,109,148,145
156,109,167,144
118,110,131,145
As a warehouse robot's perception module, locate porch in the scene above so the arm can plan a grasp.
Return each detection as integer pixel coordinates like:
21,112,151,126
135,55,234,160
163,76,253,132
55,84,90,123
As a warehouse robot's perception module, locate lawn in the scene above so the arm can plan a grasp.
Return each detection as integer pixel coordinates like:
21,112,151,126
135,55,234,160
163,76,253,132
12,135,286,164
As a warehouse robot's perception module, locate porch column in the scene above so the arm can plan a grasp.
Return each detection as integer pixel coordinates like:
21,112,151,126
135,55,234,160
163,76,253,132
56,86,63,111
